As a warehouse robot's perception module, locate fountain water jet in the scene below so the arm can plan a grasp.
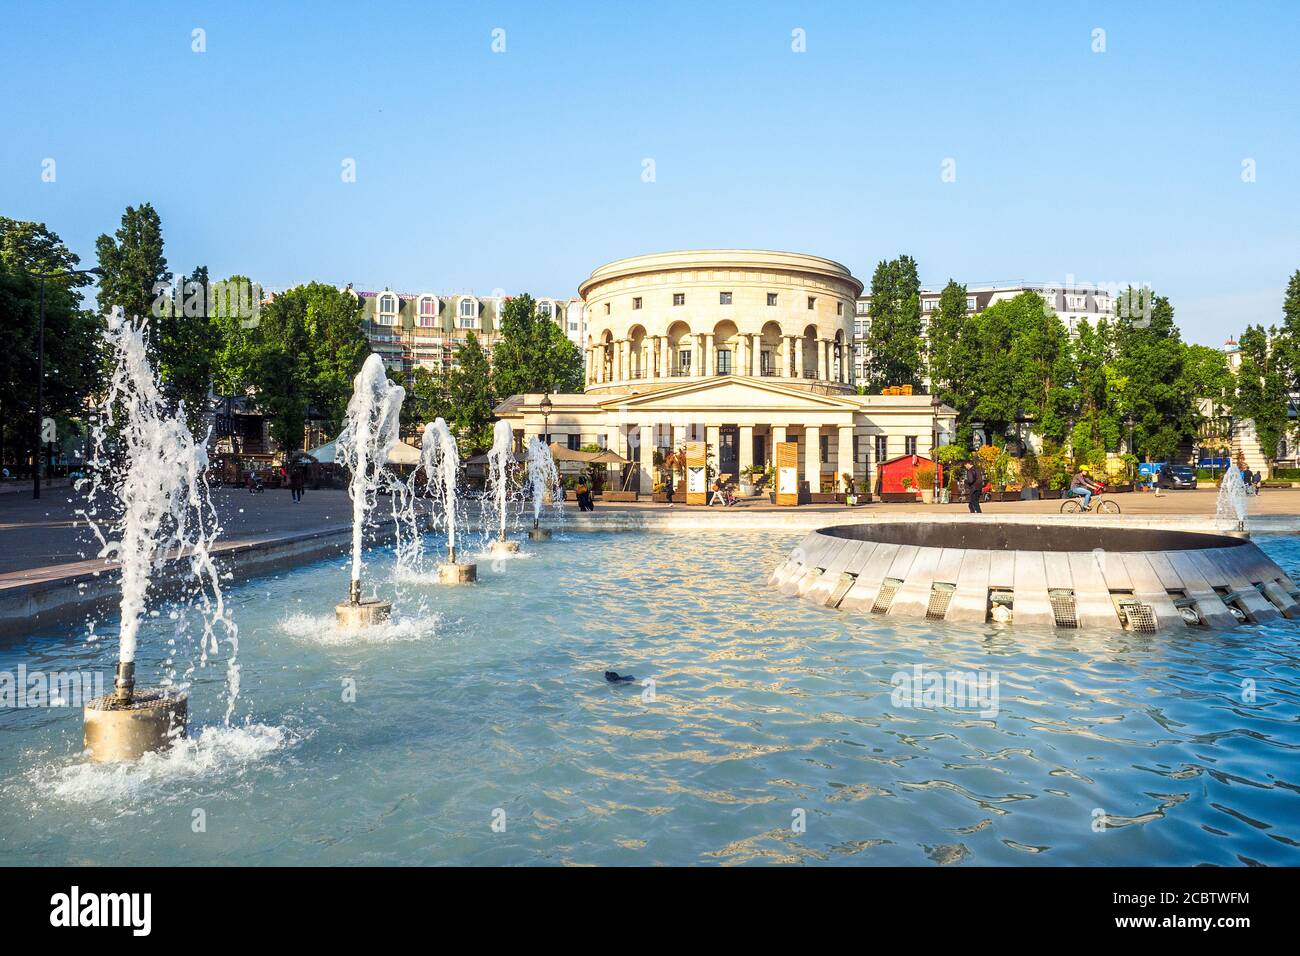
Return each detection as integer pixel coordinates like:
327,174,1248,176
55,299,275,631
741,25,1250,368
423,418,476,582
80,311,238,762
335,354,405,624
1216,463,1250,537
526,436,561,540
487,419,520,555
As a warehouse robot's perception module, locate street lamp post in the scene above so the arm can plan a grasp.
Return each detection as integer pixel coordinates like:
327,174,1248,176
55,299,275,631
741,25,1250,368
540,393,553,446
930,392,942,503
23,265,103,499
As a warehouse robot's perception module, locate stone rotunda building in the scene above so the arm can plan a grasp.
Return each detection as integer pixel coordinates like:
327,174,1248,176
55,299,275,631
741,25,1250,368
495,249,955,495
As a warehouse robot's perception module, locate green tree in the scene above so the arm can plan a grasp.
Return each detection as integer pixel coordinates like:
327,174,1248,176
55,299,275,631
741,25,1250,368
927,280,968,409
446,332,496,453
95,203,170,329
1278,269,1300,388
0,219,104,475
862,255,925,391
208,274,260,395
1072,317,1122,455
1112,288,1194,460
1233,325,1290,476
401,365,453,433
158,264,218,433
953,292,1069,449
246,282,369,450
491,293,584,397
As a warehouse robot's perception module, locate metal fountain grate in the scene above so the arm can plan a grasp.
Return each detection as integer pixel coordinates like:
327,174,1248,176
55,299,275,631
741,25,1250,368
828,572,857,609
1118,600,1157,632
872,578,903,614
1048,589,1078,628
926,582,956,620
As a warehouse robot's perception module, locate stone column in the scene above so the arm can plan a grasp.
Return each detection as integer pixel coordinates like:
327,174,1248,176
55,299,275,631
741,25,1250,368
783,336,794,376
639,423,655,495
702,334,713,376
739,424,754,475
838,424,854,486
672,423,686,452
607,424,623,486
804,425,821,489
771,424,786,448
795,337,805,378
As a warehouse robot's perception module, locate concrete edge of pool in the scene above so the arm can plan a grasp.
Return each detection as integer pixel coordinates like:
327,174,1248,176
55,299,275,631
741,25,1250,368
770,521,1300,630
4,510,1298,638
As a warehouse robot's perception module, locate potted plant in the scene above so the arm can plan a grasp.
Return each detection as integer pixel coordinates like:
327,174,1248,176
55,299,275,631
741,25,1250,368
738,465,755,497
916,465,935,504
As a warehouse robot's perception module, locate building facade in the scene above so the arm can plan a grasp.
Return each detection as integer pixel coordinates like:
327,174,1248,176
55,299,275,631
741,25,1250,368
356,288,579,376
495,250,955,495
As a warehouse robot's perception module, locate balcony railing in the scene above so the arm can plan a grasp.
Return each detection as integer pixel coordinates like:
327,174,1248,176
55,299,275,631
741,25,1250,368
802,368,817,379
760,368,778,377
669,367,691,377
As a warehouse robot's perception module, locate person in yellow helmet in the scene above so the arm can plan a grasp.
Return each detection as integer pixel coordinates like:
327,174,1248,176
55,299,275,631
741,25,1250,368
1067,464,1102,510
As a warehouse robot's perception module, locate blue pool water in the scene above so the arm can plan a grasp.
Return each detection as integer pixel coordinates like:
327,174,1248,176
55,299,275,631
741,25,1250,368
2,531,1300,866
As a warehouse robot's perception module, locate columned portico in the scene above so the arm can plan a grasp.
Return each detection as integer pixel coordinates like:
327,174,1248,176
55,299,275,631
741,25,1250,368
804,425,820,489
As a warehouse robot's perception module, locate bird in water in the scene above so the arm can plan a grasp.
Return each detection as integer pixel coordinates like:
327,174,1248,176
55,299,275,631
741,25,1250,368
604,671,636,683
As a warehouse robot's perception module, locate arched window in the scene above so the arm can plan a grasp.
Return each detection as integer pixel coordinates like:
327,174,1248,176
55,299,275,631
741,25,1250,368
457,297,479,328
377,293,398,326
417,295,439,327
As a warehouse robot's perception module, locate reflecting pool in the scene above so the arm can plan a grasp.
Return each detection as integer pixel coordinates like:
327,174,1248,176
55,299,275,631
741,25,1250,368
3,532,1299,866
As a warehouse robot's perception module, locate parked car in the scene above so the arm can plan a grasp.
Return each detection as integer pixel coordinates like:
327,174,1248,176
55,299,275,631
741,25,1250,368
1169,465,1197,489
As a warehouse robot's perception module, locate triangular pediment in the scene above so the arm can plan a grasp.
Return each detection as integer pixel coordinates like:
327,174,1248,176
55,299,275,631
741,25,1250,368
595,376,862,412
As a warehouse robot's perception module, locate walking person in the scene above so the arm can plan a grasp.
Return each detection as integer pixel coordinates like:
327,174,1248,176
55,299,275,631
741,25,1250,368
663,473,674,507
575,473,594,512
290,463,305,503
962,458,984,514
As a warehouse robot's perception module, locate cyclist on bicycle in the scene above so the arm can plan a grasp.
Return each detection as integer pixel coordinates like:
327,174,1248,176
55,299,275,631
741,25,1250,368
1066,466,1103,510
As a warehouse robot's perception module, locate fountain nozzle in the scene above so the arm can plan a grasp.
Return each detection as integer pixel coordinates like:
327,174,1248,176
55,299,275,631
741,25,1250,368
349,578,361,606
112,660,135,706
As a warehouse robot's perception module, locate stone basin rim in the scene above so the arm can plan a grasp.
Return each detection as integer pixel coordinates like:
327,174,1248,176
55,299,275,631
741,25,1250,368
815,522,1250,553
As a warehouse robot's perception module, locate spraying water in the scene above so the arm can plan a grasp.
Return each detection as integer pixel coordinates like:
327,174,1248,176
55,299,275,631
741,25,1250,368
336,354,405,602
1216,463,1250,532
424,418,462,561
526,436,562,529
78,310,239,719
487,419,515,543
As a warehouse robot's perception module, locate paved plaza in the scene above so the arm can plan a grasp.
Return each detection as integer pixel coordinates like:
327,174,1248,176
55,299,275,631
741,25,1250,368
2,482,1297,586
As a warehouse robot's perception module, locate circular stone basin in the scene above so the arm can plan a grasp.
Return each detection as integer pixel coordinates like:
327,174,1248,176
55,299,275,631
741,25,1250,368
770,521,1300,631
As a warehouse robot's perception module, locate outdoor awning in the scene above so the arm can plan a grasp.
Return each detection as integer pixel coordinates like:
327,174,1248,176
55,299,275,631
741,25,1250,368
547,442,630,465
305,438,421,466
465,450,529,465
306,439,337,463
386,442,421,466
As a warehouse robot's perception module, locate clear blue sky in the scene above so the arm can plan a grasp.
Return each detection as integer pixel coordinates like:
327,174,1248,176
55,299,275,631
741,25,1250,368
2,0,1297,345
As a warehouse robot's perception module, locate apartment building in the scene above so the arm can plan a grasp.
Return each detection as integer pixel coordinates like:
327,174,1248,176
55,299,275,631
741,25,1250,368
852,282,1117,382
355,288,581,377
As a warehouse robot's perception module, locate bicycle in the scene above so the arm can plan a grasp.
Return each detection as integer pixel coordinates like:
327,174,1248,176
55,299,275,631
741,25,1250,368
1059,482,1121,514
